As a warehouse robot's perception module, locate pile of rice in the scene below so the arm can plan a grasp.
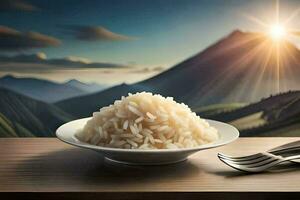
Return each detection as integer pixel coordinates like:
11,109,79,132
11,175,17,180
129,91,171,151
75,92,218,149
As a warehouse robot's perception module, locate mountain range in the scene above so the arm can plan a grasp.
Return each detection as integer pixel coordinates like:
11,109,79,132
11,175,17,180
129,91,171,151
56,30,300,118
64,79,108,93
1,30,299,137
0,75,107,102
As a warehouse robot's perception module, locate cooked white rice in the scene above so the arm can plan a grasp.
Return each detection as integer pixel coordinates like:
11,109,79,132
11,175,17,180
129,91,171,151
75,92,218,149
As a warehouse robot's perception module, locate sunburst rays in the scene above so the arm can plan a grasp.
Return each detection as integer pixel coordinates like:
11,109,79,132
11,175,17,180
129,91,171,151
186,0,300,105
240,0,300,95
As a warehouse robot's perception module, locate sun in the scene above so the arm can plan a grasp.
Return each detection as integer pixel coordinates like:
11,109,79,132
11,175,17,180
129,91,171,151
269,24,286,40
240,0,300,93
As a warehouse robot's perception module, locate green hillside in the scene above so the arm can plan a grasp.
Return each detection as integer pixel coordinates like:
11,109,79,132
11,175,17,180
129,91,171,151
0,87,74,137
206,91,300,136
0,113,34,137
194,103,246,117
256,120,300,137
207,91,300,122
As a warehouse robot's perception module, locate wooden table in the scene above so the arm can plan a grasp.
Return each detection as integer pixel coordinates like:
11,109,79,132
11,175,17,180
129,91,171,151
0,138,299,199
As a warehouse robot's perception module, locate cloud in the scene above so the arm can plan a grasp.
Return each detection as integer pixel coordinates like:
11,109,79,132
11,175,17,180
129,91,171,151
0,53,166,78
132,66,165,73
64,25,136,41
0,0,39,12
0,26,61,51
64,56,91,64
0,52,130,72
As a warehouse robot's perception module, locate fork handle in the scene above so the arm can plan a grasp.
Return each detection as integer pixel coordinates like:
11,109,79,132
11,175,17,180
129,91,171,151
268,140,300,154
282,154,300,162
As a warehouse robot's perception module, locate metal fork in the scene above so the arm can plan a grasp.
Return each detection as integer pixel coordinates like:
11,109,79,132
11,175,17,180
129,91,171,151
218,152,300,172
218,140,300,162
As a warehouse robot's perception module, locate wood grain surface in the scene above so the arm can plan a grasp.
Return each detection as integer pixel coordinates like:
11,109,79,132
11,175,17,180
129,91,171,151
0,138,299,199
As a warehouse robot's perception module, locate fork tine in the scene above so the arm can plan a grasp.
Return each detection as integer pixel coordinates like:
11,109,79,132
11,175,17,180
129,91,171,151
242,156,280,168
220,156,277,167
219,155,282,172
219,161,259,173
218,153,271,165
217,152,262,160
221,158,281,173
217,152,266,162
218,157,253,172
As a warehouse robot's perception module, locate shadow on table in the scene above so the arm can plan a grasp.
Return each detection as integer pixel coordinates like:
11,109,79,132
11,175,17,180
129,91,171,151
15,148,201,185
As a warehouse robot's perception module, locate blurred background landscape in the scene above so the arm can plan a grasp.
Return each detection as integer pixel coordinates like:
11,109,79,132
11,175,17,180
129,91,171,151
0,0,299,137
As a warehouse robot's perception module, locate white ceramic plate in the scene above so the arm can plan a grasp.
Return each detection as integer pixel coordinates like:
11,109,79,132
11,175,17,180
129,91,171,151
56,117,239,165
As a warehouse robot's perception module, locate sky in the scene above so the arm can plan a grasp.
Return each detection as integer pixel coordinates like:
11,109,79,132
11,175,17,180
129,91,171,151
0,0,300,84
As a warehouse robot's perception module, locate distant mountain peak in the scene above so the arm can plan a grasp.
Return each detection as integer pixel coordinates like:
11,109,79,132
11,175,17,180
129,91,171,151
1,74,16,80
224,30,264,42
0,75,88,102
228,29,244,37
64,79,108,93
65,79,100,86
65,79,81,84
120,82,128,86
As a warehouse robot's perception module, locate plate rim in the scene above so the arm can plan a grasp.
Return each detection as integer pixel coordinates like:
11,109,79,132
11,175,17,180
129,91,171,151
56,117,239,153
